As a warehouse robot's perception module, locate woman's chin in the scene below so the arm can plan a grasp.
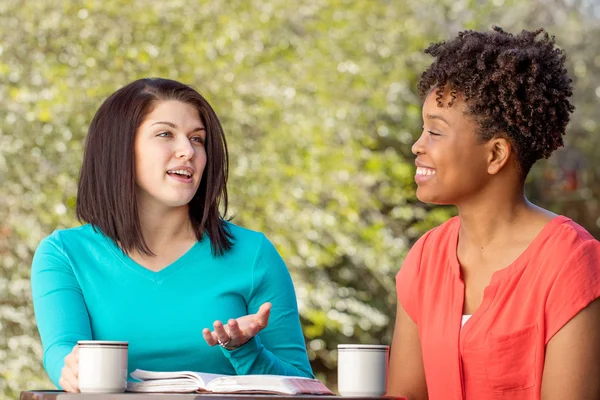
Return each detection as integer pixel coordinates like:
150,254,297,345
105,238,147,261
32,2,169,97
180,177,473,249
416,188,450,205
155,196,195,209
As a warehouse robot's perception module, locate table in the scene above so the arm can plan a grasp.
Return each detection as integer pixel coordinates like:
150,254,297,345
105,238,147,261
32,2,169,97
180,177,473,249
21,392,405,400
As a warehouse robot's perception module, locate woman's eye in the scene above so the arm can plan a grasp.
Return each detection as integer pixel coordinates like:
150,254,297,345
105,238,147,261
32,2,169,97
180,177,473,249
157,131,172,137
190,136,204,144
428,130,441,136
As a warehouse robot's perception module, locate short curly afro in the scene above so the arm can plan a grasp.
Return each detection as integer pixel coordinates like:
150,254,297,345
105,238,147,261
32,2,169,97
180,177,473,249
418,26,575,175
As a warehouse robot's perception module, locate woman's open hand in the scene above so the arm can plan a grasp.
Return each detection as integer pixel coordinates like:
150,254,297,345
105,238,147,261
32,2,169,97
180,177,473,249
202,302,271,350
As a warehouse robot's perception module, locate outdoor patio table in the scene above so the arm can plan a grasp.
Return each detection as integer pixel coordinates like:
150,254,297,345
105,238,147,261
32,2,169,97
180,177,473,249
20,391,406,400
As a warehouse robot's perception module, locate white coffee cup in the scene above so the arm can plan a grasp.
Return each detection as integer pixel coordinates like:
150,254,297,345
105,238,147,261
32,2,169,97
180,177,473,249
337,344,389,397
78,340,128,393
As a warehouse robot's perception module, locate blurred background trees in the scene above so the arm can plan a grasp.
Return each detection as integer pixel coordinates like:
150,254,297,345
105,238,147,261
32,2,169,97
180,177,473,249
1,0,598,397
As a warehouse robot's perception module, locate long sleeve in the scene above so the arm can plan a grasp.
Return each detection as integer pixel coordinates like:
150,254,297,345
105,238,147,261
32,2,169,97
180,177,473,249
30,232,93,388
220,234,314,378
30,224,314,381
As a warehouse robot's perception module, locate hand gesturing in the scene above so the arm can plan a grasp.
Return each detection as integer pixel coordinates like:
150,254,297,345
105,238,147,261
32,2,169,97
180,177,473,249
202,302,271,350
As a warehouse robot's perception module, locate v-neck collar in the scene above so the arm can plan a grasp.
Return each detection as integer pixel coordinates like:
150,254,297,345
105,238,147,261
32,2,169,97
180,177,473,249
102,234,209,283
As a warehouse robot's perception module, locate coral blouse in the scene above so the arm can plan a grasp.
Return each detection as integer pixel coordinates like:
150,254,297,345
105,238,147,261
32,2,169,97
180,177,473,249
396,216,600,400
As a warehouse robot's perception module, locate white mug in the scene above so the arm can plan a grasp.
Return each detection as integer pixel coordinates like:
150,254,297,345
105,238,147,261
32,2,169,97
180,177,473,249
77,340,128,393
337,344,389,397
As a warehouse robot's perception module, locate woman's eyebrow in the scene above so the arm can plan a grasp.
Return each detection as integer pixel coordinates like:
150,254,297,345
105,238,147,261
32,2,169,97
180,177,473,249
425,114,450,125
150,121,205,132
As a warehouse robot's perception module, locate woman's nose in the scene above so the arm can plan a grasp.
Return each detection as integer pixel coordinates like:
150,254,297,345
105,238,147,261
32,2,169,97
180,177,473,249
411,132,426,156
176,138,194,160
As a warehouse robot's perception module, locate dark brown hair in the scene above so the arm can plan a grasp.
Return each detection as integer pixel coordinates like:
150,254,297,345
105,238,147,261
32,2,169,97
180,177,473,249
76,78,233,256
418,26,575,175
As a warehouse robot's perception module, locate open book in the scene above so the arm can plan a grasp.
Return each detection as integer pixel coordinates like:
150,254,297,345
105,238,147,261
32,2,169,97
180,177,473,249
127,369,334,395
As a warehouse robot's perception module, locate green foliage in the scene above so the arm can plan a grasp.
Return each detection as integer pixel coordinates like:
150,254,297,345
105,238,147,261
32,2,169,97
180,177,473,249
1,0,598,397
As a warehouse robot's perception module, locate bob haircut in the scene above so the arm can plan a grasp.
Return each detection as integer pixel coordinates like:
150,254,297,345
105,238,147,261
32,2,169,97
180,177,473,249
76,77,233,256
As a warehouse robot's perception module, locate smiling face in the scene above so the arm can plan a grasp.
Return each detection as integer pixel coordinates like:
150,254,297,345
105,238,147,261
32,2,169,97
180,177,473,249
134,100,207,211
412,87,493,205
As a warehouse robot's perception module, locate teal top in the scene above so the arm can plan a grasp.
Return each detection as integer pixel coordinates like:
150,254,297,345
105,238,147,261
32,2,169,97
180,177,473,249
31,222,314,388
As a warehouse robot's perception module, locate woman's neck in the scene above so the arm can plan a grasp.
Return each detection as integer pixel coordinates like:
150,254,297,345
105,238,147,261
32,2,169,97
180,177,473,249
136,202,196,254
457,193,555,251
458,197,528,246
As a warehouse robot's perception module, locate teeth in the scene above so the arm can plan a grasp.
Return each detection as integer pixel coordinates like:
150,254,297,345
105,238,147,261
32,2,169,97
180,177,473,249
168,169,192,177
416,167,436,176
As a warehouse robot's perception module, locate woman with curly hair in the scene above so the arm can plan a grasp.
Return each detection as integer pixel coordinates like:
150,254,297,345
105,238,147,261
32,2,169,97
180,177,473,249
387,27,600,400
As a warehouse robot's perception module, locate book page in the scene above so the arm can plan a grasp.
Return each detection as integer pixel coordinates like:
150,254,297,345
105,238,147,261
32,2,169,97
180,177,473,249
206,375,333,395
128,370,333,395
128,379,209,393
130,369,226,387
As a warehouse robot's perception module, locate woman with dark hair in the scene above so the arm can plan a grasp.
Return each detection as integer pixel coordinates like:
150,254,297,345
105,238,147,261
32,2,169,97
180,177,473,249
31,78,313,392
387,27,600,400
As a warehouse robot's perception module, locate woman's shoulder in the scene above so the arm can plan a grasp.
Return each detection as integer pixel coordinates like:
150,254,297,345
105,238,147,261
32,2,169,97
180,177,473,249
221,222,285,266
535,215,599,264
39,224,107,252
32,225,108,273
548,215,598,244
399,216,459,274
223,221,271,253
414,216,460,250
225,221,265,241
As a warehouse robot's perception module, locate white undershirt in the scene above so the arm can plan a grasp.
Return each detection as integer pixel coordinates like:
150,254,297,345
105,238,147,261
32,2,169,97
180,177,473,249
461,314,472,328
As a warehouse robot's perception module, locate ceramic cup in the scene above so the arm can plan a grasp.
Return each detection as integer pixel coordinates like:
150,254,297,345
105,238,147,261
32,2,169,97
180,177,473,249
77,340,128,393
337,344,389,397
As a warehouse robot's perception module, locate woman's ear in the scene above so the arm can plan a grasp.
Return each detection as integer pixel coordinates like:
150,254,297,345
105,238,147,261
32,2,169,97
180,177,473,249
487,137,512,175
